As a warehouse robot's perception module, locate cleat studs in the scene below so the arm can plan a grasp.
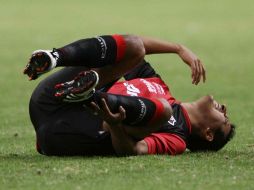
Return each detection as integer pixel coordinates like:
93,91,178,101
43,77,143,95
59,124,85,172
55,84,63,89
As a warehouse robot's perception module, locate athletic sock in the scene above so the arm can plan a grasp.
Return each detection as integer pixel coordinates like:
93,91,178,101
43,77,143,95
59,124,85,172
92,92,164,126
54,35,125,68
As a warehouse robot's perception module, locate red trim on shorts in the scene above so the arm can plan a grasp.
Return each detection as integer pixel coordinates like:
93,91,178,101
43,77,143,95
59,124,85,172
112,34,126,62
148,98,164,124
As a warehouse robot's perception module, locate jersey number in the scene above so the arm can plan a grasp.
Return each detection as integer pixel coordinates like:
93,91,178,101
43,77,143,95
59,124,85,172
124,83,140,96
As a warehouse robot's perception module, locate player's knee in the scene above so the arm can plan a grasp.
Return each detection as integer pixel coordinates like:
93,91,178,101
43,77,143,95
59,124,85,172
123,35,145,63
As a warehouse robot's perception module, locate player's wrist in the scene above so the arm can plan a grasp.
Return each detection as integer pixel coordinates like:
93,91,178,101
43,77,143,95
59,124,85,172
104,121,124,131
176,44,184,54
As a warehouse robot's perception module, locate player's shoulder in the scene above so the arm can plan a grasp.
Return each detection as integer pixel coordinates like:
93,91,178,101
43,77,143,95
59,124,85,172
138,76,165,83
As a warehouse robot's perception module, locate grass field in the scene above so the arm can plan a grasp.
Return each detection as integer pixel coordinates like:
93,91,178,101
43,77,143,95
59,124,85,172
0,0,254,189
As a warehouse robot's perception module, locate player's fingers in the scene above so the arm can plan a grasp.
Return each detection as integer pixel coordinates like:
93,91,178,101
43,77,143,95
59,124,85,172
191,64,196,84
90,101,101,115
198,60,205,84
90,101,100,110
191,62,198,84
119,106,126,120
101,98,125,123
195,61,202,85
101,98,113,116
196,59,202,85
193,62,199,85
202,64,206,83
196,59,206,83
111,106,126,122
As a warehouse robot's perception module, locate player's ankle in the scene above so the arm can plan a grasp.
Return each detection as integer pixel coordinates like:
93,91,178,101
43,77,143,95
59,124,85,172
50,48,60,68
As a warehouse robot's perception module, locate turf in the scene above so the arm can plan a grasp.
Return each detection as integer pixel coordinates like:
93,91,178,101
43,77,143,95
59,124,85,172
0,0,254,189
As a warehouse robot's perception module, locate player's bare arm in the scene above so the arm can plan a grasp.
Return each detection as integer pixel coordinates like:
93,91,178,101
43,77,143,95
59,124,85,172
89,98,149,156
140,36,206,85
104,121,149,156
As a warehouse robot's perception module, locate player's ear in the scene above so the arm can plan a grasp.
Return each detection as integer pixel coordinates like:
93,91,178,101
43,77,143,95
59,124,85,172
204,127,214,142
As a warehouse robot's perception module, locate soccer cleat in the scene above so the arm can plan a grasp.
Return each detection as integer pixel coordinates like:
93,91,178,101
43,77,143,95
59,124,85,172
55,70,99,102
23,49,59,80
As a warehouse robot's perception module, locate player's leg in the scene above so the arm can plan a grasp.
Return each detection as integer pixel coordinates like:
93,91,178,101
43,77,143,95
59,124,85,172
24,35,145,80
29,67,115,156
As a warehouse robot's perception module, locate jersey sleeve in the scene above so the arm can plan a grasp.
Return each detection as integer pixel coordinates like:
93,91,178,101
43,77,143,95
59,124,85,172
124,60,161,80
143,133,186,155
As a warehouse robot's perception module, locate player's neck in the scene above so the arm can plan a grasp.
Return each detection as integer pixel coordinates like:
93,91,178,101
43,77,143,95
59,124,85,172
181,102,202,130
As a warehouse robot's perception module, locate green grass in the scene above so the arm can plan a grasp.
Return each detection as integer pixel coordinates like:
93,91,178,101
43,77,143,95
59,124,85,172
0,0,254,189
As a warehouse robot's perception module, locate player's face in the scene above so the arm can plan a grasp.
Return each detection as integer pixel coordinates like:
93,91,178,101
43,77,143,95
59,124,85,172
196,95,231,136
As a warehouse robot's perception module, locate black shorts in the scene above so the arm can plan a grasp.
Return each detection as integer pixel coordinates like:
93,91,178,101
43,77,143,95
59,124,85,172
29,67,115,156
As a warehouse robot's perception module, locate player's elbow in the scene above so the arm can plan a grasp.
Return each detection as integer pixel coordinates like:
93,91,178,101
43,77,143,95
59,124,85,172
135,140,148,155
115,141,148,157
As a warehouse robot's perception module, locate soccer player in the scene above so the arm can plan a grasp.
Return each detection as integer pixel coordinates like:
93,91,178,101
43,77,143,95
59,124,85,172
24,34,235,156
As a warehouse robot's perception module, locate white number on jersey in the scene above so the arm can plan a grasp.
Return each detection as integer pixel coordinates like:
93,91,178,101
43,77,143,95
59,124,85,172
124,82,140,96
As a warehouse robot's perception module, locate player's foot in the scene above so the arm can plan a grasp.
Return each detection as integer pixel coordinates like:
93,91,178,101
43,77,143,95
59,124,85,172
55,70,99,102
23,49,59,80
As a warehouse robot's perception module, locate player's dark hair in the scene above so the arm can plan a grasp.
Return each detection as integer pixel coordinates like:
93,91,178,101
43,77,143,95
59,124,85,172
187,124,236,152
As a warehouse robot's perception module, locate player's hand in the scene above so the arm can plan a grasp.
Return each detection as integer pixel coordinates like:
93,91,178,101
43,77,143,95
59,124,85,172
89,98,126,126
178,45,206,85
